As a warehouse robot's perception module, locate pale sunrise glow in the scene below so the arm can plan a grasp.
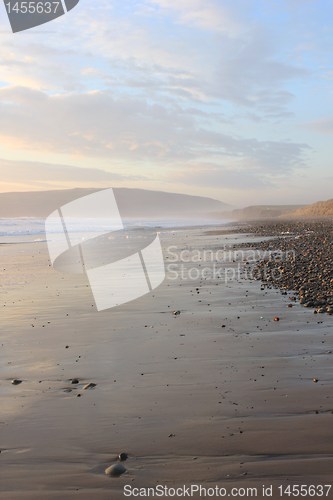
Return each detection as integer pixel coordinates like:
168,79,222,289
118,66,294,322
0,0,332,205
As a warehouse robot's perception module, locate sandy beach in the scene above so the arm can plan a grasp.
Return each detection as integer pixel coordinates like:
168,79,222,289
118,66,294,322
1,225,333,499
1,0,332,496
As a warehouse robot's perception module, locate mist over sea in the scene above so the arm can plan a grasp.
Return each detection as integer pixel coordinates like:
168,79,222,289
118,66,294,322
0,217,230,243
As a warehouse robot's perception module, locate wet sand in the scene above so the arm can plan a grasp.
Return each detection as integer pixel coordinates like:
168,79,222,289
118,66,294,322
1,227,333,499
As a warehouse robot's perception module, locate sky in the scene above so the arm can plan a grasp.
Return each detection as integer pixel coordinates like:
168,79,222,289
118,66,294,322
0,0,332,206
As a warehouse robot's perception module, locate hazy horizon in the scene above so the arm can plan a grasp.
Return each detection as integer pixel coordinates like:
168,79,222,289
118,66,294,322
0,0,332,205
0,184,330,208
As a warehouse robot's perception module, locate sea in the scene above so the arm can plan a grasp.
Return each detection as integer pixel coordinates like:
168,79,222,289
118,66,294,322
0,217,231,244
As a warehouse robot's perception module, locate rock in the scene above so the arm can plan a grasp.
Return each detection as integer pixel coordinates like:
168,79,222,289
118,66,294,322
173,310,181,316
71,378,79,384
241,221,333,315
273,316,280,322
312,378,318,383
105,463,126,477
83,383,97,390
11,379,22,385
118,452,128,462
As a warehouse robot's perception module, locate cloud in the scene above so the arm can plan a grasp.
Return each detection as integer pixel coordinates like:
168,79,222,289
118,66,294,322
0,0,310,117
0,158,145,191
167,163,274,190
76,2,308,114
305,118,333,135
144,0,241,35
0,0,329,205
210,29,309,109
0,86,310,173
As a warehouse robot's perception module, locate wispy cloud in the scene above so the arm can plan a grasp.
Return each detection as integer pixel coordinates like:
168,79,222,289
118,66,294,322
0,158,145,191
0,86,309,172
0,0,331,204
305,118,333,135
144,0,241,35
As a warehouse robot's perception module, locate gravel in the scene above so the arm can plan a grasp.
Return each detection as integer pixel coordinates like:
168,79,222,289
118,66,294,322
236,220,333,314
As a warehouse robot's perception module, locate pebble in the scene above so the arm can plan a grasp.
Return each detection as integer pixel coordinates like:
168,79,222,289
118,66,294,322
83,383,97,390
105,463,126,477
238,221,333,314
11,379,22,385
118,452,128,462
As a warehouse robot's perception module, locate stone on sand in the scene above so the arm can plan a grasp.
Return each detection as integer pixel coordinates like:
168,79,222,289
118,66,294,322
83,382,97,390
105,463,126,477
12,379,22,385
